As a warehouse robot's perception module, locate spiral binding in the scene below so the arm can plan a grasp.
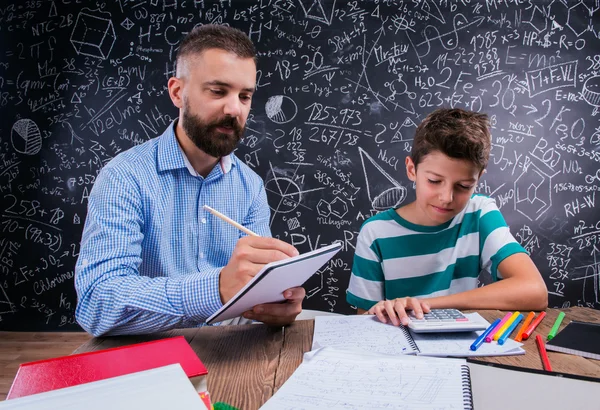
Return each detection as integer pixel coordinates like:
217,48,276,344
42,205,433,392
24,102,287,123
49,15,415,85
399,326,420,353
460,364,474,410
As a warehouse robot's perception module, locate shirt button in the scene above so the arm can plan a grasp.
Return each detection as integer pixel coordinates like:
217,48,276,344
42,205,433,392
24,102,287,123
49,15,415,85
201,218,207,224
199,252,205,259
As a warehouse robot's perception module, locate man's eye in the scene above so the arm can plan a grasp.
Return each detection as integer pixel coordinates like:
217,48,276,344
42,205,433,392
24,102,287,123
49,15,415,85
240,95,252,101
210,89,225,95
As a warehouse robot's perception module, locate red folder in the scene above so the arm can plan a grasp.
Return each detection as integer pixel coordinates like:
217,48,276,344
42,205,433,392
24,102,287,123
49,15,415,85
7,336,208,400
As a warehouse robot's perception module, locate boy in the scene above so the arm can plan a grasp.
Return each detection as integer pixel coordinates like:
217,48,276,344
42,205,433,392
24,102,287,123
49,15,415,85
347,108,548,326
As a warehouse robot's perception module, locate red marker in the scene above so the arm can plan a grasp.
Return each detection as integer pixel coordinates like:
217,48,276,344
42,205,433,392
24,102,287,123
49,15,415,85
536,334,552,371
521,311,547,341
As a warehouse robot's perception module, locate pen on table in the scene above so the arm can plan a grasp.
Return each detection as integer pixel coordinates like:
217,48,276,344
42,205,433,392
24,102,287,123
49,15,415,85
470,318,501,351
536,334,553,371
514,311,535,342
497,313,523,345
486,312,512,343
521,311,547,341
547,311,566,341
493,311,520,341
203,205,259,237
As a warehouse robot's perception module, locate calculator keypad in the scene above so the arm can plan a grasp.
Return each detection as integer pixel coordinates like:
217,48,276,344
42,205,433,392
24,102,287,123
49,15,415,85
410,309,467,322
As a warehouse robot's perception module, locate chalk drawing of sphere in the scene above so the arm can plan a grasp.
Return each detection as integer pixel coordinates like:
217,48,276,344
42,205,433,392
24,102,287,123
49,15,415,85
265,177,301,213
11,119,42,155
583,76,600,107
265,95,297,124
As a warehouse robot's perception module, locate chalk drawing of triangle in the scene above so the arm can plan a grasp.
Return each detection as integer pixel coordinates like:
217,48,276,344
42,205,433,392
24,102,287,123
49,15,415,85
298,0,336,25
359,147,407,211
0,283,14,314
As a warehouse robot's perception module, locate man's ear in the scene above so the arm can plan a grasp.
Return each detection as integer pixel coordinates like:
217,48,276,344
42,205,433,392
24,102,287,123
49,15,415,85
406,156,417,182
167,77,184,109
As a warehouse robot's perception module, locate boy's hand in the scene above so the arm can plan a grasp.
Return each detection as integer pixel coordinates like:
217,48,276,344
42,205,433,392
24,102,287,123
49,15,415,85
368,297,431,326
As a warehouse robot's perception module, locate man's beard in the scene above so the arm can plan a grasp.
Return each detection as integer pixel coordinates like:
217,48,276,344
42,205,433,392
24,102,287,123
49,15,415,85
181,103,245,158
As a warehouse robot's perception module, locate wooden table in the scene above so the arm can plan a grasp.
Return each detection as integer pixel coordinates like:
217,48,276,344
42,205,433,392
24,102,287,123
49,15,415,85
69,307,600,410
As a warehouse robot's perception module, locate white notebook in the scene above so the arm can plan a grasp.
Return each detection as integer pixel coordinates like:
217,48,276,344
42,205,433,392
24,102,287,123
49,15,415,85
261,347,600,410
313,313,525,357
0,364,207,410
207,242,342,324
260,347,473,409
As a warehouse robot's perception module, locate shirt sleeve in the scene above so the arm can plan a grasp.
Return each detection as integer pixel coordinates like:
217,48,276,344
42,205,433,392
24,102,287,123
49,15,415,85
241,179,272,238
346,223,385,310
75,166,222,337
478,197,528,281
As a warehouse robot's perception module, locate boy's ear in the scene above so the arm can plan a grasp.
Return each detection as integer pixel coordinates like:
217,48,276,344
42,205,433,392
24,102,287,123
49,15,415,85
478,169,486,179
406,156,417,182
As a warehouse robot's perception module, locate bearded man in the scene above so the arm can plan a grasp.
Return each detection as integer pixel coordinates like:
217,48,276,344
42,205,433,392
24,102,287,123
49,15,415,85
75,25,305,336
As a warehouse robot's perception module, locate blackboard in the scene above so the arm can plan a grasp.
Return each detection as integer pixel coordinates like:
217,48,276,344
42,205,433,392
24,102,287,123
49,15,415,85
1,0,599,331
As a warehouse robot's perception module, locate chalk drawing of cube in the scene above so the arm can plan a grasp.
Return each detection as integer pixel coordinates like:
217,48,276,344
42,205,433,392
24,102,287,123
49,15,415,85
70,12,116,60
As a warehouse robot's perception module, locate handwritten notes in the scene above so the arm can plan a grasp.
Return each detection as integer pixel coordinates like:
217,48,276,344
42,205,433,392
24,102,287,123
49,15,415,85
260,347,469,410
313,314,525,357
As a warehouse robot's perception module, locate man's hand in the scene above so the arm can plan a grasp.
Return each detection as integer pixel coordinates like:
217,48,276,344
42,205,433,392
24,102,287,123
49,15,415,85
219,236,299,303
242,286,305,326
368,297,430,326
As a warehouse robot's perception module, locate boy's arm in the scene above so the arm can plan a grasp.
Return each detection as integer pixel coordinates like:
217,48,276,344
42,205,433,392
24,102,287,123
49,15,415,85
422,252,548,311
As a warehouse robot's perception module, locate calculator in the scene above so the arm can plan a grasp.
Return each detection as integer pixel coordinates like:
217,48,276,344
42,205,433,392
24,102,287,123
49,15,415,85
407,309,488,333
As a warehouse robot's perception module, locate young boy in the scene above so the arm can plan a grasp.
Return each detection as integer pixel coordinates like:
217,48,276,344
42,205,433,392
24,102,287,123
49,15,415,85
347,108,548,326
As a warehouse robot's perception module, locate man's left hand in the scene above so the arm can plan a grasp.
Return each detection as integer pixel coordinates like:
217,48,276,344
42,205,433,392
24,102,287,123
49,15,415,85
242,287,305,326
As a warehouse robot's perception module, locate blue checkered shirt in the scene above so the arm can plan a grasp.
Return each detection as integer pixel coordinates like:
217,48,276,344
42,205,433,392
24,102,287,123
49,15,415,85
75,122,271,336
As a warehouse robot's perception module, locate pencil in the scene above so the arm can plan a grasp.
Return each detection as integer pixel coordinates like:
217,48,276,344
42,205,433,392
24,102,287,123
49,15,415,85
203,205,259,237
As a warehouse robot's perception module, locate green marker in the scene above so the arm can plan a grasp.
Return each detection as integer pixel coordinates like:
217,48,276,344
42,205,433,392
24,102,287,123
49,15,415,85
547,311,565,341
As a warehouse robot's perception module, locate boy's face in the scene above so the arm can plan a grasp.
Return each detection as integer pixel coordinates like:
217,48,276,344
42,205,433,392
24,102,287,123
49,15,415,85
406,151,482,226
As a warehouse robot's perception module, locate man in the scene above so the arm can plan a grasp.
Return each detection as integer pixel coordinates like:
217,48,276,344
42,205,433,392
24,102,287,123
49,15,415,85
75,25,305,337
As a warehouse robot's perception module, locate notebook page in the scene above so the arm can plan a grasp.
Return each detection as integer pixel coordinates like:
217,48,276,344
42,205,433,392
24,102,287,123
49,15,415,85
260,347,469,410
312,315,418,355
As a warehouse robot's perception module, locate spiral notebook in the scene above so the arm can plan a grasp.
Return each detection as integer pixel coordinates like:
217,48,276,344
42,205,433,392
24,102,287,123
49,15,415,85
260,348,600,410
313,313,525,357
260,347,474,410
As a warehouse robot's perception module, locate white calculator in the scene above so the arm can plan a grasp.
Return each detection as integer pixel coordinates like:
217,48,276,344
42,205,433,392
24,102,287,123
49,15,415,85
407,309,487,333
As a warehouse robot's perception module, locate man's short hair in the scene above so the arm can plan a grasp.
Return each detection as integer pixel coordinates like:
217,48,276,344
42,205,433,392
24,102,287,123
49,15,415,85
411,108,491,171
175,24,256,75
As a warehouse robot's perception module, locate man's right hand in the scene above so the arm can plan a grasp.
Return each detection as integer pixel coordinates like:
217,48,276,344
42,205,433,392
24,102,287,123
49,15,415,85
219,236,299,304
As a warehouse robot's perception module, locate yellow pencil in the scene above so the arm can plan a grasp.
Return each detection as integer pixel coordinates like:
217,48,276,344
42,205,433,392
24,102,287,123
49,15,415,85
514,311,535,342
493,311,520,341
203,205,259,237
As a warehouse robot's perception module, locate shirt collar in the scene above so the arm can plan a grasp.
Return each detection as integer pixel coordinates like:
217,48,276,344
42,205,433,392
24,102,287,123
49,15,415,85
157,120,235,175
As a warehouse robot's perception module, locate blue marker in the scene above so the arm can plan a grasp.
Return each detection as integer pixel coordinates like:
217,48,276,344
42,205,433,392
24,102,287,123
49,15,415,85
498,313,524,345
470,318,501,351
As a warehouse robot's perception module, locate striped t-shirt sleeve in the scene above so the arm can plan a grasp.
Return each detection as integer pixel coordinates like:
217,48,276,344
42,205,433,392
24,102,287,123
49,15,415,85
346,224,385,310
478,196,527,281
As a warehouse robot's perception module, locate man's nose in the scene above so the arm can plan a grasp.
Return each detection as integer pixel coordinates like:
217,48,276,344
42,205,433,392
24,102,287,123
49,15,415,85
223,96,242,118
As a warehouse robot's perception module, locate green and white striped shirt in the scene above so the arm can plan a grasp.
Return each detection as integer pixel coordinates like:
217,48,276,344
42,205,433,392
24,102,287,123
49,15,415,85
346,195,526,310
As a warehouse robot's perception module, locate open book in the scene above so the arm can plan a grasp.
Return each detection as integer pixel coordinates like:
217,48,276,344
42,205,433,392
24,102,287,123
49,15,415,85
313,313,525,357
207,242,342,324
260,347,600,410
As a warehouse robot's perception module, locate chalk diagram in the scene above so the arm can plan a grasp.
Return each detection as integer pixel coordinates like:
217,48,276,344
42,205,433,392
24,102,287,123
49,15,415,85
70,10,116,59
0,283,15,316
572,248,600,306
298,0,336,25
583,76,600,116
264,162,325,223
514,161,557,221
265,95,297,124
391,117,418,143
11,119,42,155
359,148,407,211
317,197,349,219
121,18,134,31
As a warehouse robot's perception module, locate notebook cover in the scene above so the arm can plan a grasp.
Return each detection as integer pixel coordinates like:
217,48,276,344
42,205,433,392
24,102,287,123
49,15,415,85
7,336,208,399
545,320,600,360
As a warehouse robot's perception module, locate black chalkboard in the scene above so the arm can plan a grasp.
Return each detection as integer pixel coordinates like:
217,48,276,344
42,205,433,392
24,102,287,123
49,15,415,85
1,0,599,331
